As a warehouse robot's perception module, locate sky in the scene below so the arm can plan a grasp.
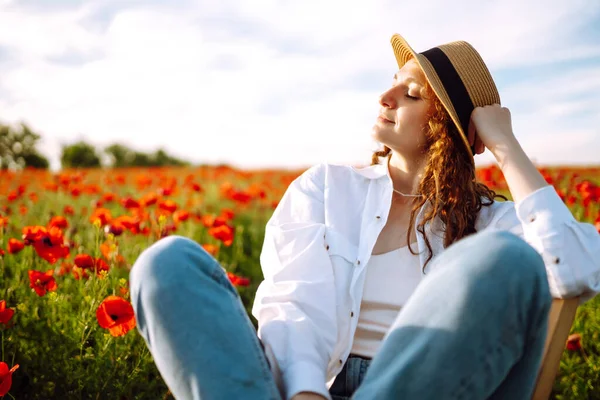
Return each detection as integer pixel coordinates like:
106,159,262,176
0,0,599,171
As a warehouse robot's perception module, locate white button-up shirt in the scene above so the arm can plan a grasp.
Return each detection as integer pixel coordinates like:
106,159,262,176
251,161,600,400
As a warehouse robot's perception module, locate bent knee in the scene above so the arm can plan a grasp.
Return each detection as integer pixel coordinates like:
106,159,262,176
129,235,216,295
470,230,550,298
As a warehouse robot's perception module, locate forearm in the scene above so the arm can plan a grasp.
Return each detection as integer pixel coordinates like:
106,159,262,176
491,137,550,204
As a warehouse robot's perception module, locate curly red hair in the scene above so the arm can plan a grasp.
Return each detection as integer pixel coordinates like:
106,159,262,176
370,84,507,273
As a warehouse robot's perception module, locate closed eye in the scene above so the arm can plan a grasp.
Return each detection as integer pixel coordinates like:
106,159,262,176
405,94,419,100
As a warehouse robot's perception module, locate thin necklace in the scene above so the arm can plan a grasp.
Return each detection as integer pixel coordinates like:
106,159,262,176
392,188,425,198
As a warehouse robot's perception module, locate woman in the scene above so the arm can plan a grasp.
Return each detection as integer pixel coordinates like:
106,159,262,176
129,34,600,400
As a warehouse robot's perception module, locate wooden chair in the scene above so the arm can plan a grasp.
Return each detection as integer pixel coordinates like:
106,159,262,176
531,297,580,400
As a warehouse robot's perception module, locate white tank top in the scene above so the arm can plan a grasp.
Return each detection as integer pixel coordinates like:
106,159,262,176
350,244,423,359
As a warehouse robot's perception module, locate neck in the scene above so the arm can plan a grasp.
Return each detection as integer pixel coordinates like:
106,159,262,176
387,152,426,196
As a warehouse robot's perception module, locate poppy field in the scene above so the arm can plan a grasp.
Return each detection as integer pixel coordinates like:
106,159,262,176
0,164,599,399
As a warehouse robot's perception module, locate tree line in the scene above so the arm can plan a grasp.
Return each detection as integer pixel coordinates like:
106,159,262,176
0,122,189,170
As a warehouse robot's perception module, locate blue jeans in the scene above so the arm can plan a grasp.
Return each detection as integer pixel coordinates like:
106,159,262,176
129,229,552,400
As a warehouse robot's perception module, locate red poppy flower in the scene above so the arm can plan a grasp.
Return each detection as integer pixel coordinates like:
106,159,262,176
0,362,19,397
70,186,82,197
566,333,582,352
158,200,178,213
94,258,110,277
74,254,95,269
227,272,250,287
30,226,70,264
89,208,112,226
44,182,59,192
159,187,174,196
213,216,229,228
22,225,48,244
121,197,141,209
201,214,215,228
190,182,203,192
173,210,190,224
48,215,69,229
230,190,252,204
102,192,117,203
220,209,235,221
110,215,140,234
28,269,58,296
0,300,15,326
72,266,90,281
21,226,69,264
140,193,158,207
6,191,18,202
202,244,219,256
63,205,75,216
7,238,24,254
74,254,110,277
208,224,234,246
96,295,136,337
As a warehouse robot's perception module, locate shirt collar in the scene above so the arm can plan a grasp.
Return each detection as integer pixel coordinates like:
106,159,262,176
350,157,390,180
352,156,436,223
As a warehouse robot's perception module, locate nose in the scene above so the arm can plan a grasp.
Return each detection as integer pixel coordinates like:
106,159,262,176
379,86,398,110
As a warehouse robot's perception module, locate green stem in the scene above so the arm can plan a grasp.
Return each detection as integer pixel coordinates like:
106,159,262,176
79,275,99,359
98,338,118,393
127,345,148,380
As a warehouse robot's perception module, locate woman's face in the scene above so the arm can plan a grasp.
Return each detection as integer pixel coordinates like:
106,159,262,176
371,58,432,156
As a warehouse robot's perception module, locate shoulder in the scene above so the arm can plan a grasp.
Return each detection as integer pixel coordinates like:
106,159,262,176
476,196,516,230
298,162,375,183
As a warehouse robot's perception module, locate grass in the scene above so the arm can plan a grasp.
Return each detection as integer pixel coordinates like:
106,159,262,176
0,164,598,399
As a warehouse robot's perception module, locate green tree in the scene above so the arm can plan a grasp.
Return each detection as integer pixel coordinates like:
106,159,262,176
151,148,188,167
0,122,49,170
103,143,189,167
60,141,101,168
104,143,136,168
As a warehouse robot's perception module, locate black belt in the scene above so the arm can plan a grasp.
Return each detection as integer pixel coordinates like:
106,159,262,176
260,340,372,366
348,353,372,361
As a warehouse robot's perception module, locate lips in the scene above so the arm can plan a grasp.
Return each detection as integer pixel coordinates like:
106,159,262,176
378,115,394,124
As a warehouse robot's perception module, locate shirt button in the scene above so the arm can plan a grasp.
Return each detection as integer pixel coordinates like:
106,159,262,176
553,256,560,264
528,214,536,223
350,311,354,317
339,359,343,365
376,215,381,219
357,260,361,265
326,245,330,250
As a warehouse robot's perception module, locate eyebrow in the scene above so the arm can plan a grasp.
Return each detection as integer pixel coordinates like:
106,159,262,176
393,74,422,86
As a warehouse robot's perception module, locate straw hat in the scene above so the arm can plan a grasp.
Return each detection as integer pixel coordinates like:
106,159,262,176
390,33,500,158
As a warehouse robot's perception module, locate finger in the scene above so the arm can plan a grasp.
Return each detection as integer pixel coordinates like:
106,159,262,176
467,118,476,146
475,134,485,155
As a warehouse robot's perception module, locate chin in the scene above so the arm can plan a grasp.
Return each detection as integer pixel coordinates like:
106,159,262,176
370,127,386,142
370,129,393,148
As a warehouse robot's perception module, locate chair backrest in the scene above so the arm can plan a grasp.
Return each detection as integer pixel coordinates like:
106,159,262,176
531,297,580,400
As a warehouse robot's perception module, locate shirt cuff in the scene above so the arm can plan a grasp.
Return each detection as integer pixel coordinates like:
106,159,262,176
284,360,332,400
515,185,576,230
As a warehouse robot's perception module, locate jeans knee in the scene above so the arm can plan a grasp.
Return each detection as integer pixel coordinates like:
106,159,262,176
129,235,217,299
471,230,550,300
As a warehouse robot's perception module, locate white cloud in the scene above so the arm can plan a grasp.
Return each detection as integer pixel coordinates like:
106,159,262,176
0,0,598,170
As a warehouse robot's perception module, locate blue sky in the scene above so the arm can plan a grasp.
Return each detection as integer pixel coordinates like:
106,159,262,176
0,0,599,170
